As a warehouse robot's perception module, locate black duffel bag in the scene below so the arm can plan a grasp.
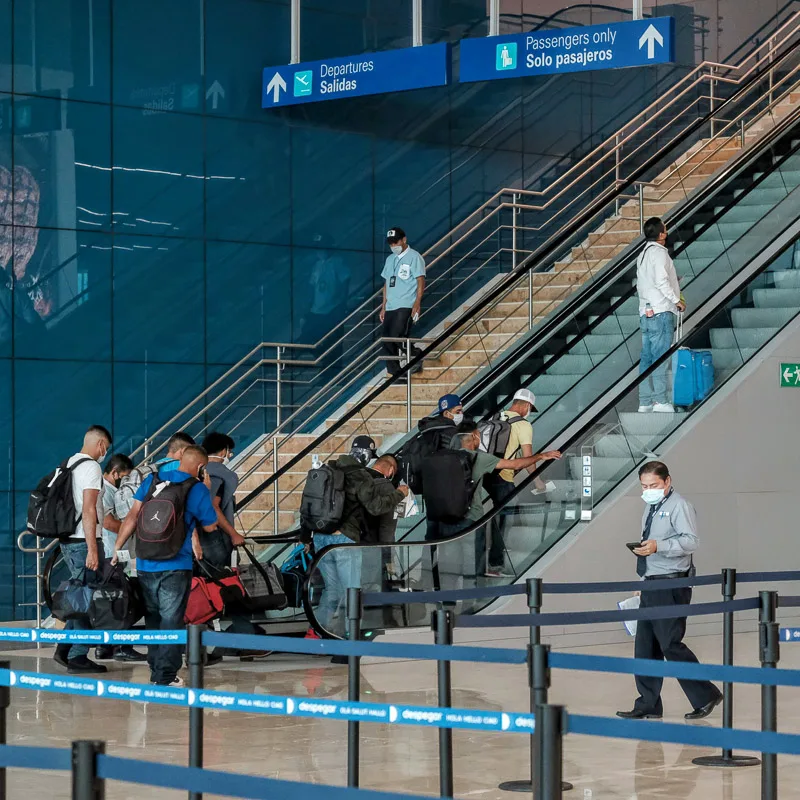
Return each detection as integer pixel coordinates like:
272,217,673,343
235,545,287,612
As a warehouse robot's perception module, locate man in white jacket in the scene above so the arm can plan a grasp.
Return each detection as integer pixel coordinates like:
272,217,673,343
636,218,685,413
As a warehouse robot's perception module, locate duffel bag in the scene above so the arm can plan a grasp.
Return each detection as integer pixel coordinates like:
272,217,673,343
51,579,93,622
89,563,144,630
184,561,246,625
236,545,288,612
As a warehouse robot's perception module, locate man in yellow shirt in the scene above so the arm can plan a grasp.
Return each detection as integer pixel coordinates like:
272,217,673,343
481,389,556,577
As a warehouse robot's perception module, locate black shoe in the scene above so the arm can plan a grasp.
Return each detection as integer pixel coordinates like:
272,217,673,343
67,657,108,674
616,709,662,720
53,644,70,669
685,694,723,720
331,655,349,665
113,646,147,663
205,651,224,667
95,646,114,661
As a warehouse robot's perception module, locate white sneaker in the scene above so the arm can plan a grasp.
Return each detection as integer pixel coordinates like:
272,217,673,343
638,405,653,413
532,480,557,496
652,403,675,413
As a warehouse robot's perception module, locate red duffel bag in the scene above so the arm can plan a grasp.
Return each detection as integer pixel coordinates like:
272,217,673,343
184,561,246,626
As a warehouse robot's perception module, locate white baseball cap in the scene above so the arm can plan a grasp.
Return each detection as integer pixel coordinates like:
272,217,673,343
513,388,538,411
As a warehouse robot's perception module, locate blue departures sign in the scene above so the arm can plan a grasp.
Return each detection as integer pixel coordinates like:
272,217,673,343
262,43,451,109
460,17,675,83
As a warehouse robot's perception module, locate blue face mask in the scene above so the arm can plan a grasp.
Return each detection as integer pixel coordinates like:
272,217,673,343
642,488,666,505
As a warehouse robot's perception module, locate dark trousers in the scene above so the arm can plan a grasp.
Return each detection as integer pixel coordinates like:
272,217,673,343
634,585,721,714
138,570,192,684
481,473,515,571
383,308,423,375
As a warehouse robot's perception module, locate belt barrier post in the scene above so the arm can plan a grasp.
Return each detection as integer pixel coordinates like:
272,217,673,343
759,590,779,800
0,660,8,800
693,569,760,768
537,705,565,800
188,624,205,800
72,740,105,800
347,587,362,789
433,609,454,798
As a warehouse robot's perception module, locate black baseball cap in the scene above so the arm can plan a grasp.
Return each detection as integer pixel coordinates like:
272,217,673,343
386,227,406,244
351,435,378,456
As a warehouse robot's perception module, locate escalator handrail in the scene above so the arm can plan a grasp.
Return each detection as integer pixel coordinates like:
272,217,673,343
302,201,800,634
236,35,800,512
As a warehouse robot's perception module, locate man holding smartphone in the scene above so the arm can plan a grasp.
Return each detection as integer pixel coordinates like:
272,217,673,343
380,227,425,379
617,461,722,721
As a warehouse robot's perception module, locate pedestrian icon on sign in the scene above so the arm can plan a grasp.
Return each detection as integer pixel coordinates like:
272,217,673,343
496,42,517,71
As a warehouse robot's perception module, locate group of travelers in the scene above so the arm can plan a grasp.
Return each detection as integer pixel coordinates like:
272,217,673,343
47,426,269,687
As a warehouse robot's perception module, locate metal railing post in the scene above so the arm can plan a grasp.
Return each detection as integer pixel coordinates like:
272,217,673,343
614,134,621,215
275,346,282,429
290,0,301,64
710,66,716,137
188,625,205,800
769,35,775,106
489,0,499,36
741,119,747,149
632,0,643,21
759,590,779,800
72,741,105,800
638,184,645,233
347,588,362,788
412,0,423,46
512,192,519,272
528,269,534,331
537,705,565,800
272,436,280,536
406,338,413,433
433,610,454,798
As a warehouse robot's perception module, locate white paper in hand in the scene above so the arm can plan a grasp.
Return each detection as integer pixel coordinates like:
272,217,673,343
394,488,420,519
618,595,640,637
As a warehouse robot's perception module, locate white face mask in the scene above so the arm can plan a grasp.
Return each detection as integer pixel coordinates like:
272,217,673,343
390,244,404,256
641,488,666,505
452,412,464,425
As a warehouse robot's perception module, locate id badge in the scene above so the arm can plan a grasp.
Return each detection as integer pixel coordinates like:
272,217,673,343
389,276,397,288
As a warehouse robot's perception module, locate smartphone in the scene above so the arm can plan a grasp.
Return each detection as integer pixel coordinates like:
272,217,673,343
198,465,207,482
626,542,643,552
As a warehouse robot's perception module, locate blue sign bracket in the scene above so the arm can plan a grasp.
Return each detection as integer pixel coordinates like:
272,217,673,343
262,42,451,109
459,17,675,83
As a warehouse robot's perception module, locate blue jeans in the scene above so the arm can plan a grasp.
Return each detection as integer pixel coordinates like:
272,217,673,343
60,541,101,661
137,570,191,684
314,534,362,637
639,312,675,406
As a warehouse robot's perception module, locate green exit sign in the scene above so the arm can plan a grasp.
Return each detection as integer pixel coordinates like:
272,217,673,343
780,363,800,386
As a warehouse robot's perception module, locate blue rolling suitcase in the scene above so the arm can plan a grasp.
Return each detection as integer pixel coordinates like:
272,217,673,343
671,314,714,406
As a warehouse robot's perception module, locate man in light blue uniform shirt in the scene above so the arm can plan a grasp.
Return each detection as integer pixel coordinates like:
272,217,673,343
380,227,425,378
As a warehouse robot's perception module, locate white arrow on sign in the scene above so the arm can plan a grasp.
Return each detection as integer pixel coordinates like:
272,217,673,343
206,80,225,110
267,72,287,103
638,24,664,59
784,367,794,383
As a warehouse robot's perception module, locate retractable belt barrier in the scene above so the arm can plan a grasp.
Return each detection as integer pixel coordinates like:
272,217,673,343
6,571,800,798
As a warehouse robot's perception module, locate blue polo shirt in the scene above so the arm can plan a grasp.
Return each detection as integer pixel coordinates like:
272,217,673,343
134,469,216,573
381,247,425,311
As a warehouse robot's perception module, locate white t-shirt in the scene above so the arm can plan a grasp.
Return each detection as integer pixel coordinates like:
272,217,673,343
67,453,104,540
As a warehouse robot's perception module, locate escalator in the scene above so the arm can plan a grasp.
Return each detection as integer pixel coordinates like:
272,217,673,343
296,89,800,638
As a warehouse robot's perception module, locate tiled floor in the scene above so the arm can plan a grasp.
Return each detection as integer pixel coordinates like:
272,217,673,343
0,630,795,798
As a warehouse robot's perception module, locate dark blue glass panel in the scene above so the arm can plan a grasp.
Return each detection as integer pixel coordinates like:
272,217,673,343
0,0,9,93
13,0,111,103
205,115,290,245
112,235,204,363
451,146,522,223
291,246,373,345
0,361,10,491
205,241,291,364
113,362,206,454
291,127,373,251
14,359,112,491
0,492,15,620
113,106,204,240
13,96,111,232
373,138,451,254
204,0,289,120
112,0,202,111
13,229,111,361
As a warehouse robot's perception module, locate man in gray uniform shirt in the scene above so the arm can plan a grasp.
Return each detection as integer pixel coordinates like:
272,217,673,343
617,461,722,721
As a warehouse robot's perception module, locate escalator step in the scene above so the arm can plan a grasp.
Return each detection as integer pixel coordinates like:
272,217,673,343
710,327,780,349
752,287,800,309
730,307,798,328
710,347,758,370
618,411,688,437
773,270,800,289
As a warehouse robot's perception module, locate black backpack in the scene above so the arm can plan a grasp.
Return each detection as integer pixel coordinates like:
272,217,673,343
89,563,144,630
420,449,476,523
134,476,198,560
398,418,456,493
300,461,359,534
477,413,524,457
27,457,94,540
